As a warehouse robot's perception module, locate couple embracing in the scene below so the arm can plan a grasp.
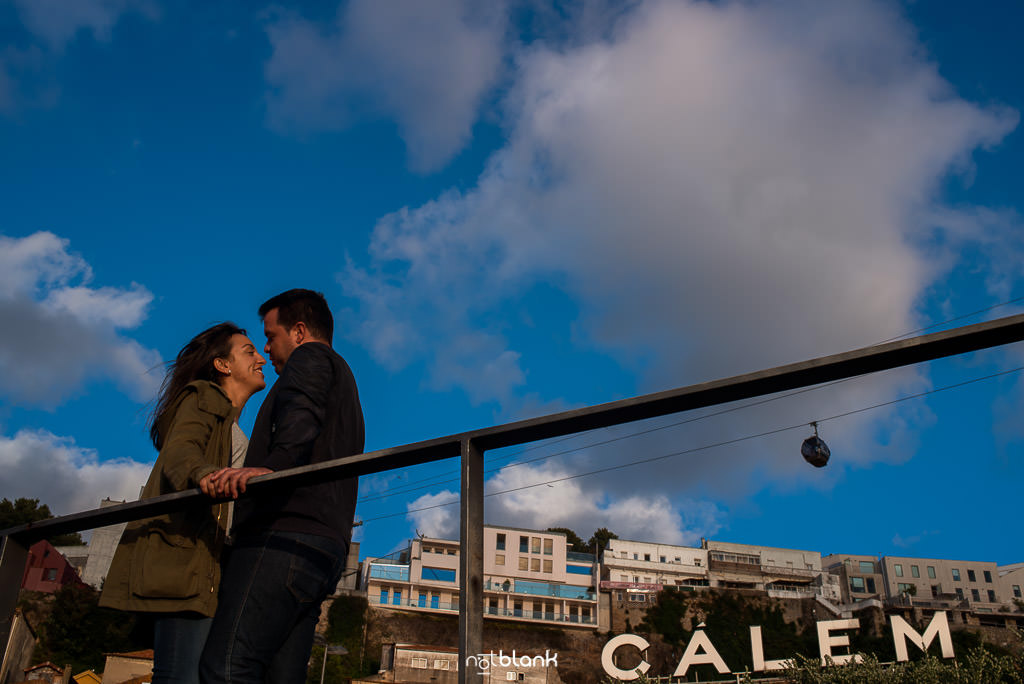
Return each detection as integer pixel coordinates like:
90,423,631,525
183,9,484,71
100,289,364,684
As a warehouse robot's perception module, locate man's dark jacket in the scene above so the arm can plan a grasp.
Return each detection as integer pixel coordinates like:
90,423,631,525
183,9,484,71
233,342,364,548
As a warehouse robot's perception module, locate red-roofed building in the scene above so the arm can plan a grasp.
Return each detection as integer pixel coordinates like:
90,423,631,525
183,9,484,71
21,540,85,593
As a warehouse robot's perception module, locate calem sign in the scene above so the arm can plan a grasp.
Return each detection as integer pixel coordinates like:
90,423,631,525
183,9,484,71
601,611,955,679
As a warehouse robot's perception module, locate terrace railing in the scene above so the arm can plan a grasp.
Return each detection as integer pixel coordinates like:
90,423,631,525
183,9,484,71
4,313,1024,683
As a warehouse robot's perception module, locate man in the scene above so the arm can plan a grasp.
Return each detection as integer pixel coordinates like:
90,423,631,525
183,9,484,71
199,289,364,684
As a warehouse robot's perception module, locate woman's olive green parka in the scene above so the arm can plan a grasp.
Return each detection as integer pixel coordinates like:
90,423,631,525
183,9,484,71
99,380,238,616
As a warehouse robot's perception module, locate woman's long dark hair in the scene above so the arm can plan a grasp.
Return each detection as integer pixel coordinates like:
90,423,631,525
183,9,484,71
148,322,246,449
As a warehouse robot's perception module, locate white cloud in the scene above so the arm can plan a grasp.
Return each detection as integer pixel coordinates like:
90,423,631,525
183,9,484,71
0,232,161,405
352,0,1018,527
405,461,725,546
0,429,151,517
406,490,459,539
264,0,508,172
11,0,158,52
44,284,152,329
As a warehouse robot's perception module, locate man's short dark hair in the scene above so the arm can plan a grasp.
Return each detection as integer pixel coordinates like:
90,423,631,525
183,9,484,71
259,289,334,343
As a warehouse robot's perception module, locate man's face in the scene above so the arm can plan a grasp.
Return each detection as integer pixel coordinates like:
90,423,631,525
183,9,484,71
262,308,300,373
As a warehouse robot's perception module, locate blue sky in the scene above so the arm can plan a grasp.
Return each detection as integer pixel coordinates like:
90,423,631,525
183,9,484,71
1,0,1022,566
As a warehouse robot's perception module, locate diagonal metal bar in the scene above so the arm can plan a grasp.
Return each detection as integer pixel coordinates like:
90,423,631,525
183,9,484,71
5,312,1024,546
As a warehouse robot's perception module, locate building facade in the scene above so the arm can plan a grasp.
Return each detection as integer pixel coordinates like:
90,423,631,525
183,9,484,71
363,526,599,628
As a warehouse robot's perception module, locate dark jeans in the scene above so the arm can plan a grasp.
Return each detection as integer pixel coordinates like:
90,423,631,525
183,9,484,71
153,613,213,684
199,531,346,684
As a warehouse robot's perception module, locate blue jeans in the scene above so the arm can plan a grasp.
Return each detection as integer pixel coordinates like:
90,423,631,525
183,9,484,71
153,613,213,684
198,531,346,684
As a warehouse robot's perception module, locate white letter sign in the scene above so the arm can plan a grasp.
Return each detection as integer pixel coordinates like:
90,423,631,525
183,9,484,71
672,630,730,677
891,611,954,661
601,634,651,681
816,619,863,666
750,625,788,671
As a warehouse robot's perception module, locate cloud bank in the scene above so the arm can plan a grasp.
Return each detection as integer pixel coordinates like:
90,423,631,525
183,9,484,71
0,429,151,517
0,231,161,406
264,0,508,172
345,0,1019,544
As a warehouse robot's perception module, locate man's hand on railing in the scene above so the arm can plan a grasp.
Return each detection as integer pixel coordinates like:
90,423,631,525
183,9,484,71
205,467,274,499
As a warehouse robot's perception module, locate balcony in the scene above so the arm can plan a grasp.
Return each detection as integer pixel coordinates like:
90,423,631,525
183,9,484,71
485,605,597,625
369,564,411,582
484,579,595,601
566,551,596,563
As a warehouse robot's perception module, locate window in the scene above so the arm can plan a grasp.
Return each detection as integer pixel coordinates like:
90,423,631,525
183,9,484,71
434,660,450,670
418,592,427,607
422,567,456,582
543,538,553,555
519,557,528,571
694,558,702,567
633,553,638,560
496,554,505,566
619,575,628,582
927,566,936,579
496,533,506,550
894,564,903,577
898,583,913,594
956,588,964,599
987,590,996,602
44,568,58,581
911,565,920,578
380,589,389,604
967,569,976,582
984,570,992,583
627,593,647,602
411,658,428,669
393,590,402,606
531,558,540,572
866,578,876,594
616,591,624,600
567,565,591,576
675,557,681,563
859,561,874,574
1014,585,1021,598
952,568,961,581
633,576,639,583
431,594,440,609
531,537,541,554
971,589,980,601
520,536,529,553
619,551,627,558
543,559,553,573
644,554,651,561
850,577,866,593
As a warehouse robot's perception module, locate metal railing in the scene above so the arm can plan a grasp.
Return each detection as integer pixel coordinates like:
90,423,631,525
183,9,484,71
5,313,1024,684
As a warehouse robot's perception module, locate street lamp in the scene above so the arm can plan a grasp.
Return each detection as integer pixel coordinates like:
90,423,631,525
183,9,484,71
313,634,349,684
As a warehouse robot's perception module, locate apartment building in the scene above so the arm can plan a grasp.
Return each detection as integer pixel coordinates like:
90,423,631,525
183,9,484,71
601,538,709,600
703,539,841,601
362,526,599,628
999,563,1024,608
880,556,1004,609
822,554,886,604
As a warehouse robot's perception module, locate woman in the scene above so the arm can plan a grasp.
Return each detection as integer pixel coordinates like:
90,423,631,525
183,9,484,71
100,322,266,684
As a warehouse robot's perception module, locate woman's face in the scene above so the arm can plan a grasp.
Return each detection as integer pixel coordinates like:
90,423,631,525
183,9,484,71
221,334,266,393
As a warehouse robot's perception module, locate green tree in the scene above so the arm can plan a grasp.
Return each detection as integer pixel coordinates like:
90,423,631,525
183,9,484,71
34,584,147,673
0,498,83,546
547,528,587,553
306,594,373,683
588,528,618,554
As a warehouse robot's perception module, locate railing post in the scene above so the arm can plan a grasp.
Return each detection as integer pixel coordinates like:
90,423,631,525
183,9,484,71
0,535,28,655
458,438,484,683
